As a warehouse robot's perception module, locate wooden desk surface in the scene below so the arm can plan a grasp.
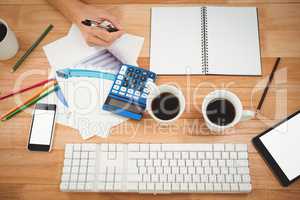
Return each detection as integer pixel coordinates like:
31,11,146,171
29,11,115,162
0,0,300,199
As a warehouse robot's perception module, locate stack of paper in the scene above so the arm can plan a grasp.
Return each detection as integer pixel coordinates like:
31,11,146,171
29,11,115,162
42,24,144,139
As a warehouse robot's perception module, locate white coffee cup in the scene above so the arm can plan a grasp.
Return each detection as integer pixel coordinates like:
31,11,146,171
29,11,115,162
0,19,19,60
202,90,255,132
146,83,185,123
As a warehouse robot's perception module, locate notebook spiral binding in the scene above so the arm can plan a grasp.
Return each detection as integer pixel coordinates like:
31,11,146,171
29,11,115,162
201,7,209,74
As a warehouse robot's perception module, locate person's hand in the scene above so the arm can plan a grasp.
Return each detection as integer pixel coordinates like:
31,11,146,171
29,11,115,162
74,5,124,46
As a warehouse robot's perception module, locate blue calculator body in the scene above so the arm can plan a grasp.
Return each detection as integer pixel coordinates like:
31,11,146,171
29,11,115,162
103,64,157,120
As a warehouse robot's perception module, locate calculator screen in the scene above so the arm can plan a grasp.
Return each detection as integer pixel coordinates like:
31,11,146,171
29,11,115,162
108,98,142,114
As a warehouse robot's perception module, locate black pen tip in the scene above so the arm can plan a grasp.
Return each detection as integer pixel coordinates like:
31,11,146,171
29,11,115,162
81,20,91,26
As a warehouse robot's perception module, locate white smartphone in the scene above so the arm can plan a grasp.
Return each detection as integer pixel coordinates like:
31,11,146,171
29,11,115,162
27,103,56,152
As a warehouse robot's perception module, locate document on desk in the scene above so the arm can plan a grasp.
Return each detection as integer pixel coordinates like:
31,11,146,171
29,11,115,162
59,77,125,139
150,6,261,75
43,24,144,138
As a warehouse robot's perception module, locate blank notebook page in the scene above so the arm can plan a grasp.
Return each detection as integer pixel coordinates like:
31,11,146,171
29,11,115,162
150,7,203,74
206,7,261,75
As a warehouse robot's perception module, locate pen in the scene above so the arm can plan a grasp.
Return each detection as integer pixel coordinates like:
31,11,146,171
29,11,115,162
11,24,53,72
81,19,119,32
256,57,281,112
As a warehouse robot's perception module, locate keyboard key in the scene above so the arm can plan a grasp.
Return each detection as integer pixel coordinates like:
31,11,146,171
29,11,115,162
197,183,205,192
150,144,161,151
128,144,139,151
213,144,225,151
180,183,188,192
239,183,252,192
139,183,146,191
205,183,213,192
238,152,248,160
236,144,247,152
237,167,250,174
147,183,155,191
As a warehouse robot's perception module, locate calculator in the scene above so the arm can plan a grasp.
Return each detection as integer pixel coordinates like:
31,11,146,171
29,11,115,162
103,64,157,120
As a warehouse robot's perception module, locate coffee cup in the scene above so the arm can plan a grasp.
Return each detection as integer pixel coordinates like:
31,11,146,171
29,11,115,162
202,90,255,132
0,18,19,60
146,83,185,123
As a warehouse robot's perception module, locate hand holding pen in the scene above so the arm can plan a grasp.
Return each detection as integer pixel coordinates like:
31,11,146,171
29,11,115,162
75,6,123,46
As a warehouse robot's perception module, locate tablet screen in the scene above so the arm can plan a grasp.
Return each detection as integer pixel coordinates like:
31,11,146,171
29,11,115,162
260,113,300,181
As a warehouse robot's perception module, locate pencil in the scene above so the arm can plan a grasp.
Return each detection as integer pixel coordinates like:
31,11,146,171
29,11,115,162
0,78,55,101
256,57,281,112
1,85,59,121
0,80,57,120
11,24,54,72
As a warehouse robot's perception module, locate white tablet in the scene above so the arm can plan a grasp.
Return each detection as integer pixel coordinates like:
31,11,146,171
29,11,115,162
253,110,300,186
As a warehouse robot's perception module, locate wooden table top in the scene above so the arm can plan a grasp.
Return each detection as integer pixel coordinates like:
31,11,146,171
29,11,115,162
0,0,300,199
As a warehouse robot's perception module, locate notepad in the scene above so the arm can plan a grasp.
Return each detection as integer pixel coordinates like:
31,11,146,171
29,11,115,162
150,6,261,75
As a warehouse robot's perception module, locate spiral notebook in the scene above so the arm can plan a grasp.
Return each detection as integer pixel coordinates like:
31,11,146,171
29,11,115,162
150,7,261,75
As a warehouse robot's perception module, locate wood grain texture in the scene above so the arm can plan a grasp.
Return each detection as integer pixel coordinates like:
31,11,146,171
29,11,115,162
0,0,300,199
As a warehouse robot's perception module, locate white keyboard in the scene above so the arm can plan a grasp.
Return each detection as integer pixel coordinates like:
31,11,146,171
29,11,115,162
60,143,251,193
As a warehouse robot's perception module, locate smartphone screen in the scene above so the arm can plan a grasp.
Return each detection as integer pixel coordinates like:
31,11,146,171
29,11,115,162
28,103,56,152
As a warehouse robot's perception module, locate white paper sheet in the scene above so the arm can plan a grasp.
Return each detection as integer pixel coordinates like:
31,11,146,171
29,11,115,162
150,7,203,74
43,24,144,138
206,7,261,75
58,77,126,139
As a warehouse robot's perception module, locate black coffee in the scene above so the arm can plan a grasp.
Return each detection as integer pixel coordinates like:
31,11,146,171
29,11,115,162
206,98,236,126
0,22,7,42
151,92,180,120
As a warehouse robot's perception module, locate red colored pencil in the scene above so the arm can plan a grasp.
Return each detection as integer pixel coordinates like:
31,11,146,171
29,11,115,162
0,78,55,101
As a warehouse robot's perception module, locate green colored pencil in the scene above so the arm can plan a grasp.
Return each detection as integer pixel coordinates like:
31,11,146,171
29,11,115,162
1,84,58,121
11,24,54,72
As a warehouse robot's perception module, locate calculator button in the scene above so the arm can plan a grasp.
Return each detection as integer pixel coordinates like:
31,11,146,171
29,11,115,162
143,88,150,94
119,92,125,96
113,85,120,90
134,91,141,96
149,72,155,78
115,80,122,85
117,75,124,80
141,93,148,98
119,65,127,75
120,87,127,92
121,65,127,71
141,76,147,81
127,89,134,94
129,84,135,89
134,74,139,79
133,96,139,101
122,82,128,87
147,78,154,82
135,69,141,74
128,67,133,72
112,90,118,94
142,71,148,76
126,94,132,98
137,86,143,91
